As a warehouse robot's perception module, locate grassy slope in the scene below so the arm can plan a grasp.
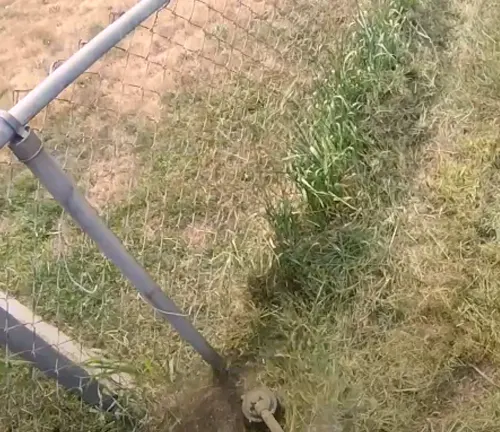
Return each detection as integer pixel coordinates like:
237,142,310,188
253,0,500,430
2,0,500,430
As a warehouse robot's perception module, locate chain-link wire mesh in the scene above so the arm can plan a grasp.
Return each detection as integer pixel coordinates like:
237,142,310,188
0,0,347,429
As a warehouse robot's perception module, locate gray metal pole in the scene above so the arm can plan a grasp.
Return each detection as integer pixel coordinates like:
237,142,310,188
0,0,170,150
8,130,227,373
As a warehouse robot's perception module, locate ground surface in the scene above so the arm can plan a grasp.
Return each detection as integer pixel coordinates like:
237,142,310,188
2,0,500,431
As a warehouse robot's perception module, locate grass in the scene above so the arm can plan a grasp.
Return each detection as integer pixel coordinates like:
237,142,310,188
285,6,422,219
0,29,288,430
2,0,500,430
262,0,438,305
252,0,500,430
0,357,140,432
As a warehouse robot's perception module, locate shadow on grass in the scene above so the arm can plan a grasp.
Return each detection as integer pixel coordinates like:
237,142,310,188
249,222,377,308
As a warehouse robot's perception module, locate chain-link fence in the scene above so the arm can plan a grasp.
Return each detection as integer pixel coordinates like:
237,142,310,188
0,0,328,429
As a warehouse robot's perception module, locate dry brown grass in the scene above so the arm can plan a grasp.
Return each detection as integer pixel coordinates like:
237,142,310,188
385,7,500,418
86,152,138,209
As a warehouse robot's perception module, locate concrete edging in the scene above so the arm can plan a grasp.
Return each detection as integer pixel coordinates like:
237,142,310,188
0,291,133,411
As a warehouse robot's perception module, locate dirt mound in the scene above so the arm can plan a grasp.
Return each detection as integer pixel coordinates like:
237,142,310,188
156,383,247,432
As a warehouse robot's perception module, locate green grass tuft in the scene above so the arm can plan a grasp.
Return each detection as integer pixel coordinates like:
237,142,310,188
263,0,439,310
285,3,430,223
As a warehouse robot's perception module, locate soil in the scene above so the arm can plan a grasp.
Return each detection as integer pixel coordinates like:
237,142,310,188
155,381,248,432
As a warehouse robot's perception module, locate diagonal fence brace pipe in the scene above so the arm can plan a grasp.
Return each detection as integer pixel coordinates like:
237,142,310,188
6,126,226,374
0,0,227,374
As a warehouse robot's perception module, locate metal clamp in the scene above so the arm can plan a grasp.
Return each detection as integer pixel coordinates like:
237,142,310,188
0,110,29,150
0,110,43,162
8,128,44,163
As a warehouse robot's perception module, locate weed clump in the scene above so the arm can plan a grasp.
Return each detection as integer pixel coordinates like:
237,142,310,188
265,0,437,305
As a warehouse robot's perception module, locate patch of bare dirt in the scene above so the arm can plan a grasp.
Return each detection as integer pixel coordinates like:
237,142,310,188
0,0,137,93
181,222,215,250
1,0,283,108
155,383,246,432
86,152,137,209
450,363,498,406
